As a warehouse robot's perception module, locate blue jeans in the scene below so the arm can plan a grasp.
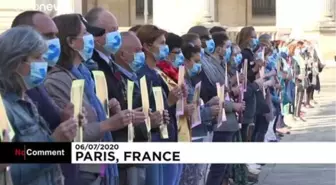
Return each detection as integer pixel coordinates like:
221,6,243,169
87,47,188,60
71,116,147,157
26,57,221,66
163,164,183,185
206,131,235,185
146,133,183,185
145,164,163,185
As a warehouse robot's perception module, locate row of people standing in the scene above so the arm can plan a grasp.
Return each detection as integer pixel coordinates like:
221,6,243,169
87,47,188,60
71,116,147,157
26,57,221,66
0,7,323,185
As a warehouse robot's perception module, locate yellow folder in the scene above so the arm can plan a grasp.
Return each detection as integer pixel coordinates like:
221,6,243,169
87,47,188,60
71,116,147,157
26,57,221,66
140,76,151,134
153,87,169,139
70,79,85,142
92,70,109,118
127,80,135,142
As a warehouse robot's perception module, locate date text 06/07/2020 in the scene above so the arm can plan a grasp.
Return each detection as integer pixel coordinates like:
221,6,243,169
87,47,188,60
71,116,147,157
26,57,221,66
75,151,181,163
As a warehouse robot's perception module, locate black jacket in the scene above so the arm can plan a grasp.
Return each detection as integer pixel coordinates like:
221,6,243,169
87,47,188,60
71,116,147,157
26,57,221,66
91,50,148,142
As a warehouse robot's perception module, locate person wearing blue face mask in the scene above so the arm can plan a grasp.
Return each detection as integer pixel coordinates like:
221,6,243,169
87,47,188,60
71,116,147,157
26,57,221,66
136,24,185,185
227,43,243,77
237,26,259,71
84,7,122,69
45,14,136,185
212,32,231,66
0,26,79,185
157,32,183,82
98,30,159,185
11,11,76,135
188,26,226,87
179,42,222,185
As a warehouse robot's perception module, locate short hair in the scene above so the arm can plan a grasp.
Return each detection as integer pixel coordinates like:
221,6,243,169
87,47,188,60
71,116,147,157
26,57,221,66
129,25,142,32
212,32,229,48
187,25,210,40
181,33,200,45
209,26,226,34
181,43,201,60
259,33,272,48
236,26,255,49
84,7,105,26
11,10,44,28
166,32,182,52
53,14,82,69
136,24,166,46
0,26,47,94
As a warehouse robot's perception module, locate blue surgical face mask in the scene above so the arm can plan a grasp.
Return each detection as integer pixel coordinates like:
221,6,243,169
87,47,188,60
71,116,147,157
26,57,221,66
234,53,243,66
205,39,215,53
130,51,145,72
224,47,232,62
78,34,94,61
104,31,122,54
173,52,184,68
250,38,259,50
187,62,202,77
159,44,169,60
23,61,48,89
43,38,61,66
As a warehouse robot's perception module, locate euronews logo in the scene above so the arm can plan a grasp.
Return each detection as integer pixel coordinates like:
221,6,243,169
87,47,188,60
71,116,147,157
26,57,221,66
15,3,59,12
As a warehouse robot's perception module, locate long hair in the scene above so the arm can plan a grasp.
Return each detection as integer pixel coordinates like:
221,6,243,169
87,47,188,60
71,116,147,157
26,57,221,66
53,14,82,70
0,26,47,94
236,26,255,50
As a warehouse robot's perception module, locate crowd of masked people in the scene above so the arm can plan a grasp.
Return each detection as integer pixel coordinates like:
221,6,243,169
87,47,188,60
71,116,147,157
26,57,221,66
0,7,324,185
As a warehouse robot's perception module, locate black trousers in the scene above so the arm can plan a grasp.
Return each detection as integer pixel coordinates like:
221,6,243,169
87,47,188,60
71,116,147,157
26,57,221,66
206,131,235,185
252,115,269,142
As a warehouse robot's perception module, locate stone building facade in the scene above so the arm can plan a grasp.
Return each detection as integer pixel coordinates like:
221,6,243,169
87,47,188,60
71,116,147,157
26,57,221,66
0,0,335,61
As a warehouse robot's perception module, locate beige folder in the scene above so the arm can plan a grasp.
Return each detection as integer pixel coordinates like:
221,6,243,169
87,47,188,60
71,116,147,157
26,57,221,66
70,79,85,142
191,82,201,128
216,83,226,128
127,80,135,142
176,66,185,116
140,76,151,133
0,95,14,142
152,87,168,139
92,70,110,118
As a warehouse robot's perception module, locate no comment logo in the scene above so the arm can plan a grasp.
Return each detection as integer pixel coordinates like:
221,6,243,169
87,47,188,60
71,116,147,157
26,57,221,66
15,3,58,12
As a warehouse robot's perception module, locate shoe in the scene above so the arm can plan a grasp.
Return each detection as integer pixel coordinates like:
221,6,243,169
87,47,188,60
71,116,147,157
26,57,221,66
268,139,278,142
276,127,290,135
277,132,284,137
283,123,292,129
247,164,261,175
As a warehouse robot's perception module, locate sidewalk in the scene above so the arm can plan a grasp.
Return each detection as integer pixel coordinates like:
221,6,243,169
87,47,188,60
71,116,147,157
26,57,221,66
257,67,336,185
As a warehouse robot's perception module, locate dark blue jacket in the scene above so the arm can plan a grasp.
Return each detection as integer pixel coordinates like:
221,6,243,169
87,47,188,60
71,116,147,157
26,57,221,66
26,85,61,131
136,64,177,142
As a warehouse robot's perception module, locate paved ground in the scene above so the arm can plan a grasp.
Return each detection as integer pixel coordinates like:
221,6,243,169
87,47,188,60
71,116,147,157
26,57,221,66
257,67,336,185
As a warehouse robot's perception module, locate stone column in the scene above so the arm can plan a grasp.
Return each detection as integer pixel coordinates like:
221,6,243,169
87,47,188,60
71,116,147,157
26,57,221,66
320,0,335,28
203,0,213,23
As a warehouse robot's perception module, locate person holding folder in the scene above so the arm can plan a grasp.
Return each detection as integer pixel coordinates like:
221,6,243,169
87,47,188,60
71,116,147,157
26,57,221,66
10,11,85,185
44,14,133,185
178,40,221,185
0,26,79,185
135,25,184,185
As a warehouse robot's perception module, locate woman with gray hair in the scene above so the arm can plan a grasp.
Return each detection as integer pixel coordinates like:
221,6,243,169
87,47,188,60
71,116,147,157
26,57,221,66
0,26,78,185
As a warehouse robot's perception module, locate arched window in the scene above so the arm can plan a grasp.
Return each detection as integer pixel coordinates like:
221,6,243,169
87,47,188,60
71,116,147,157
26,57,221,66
252,0,276,16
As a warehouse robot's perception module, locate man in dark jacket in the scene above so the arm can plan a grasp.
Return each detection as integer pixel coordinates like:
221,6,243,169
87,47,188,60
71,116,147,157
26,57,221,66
85,8,163,185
